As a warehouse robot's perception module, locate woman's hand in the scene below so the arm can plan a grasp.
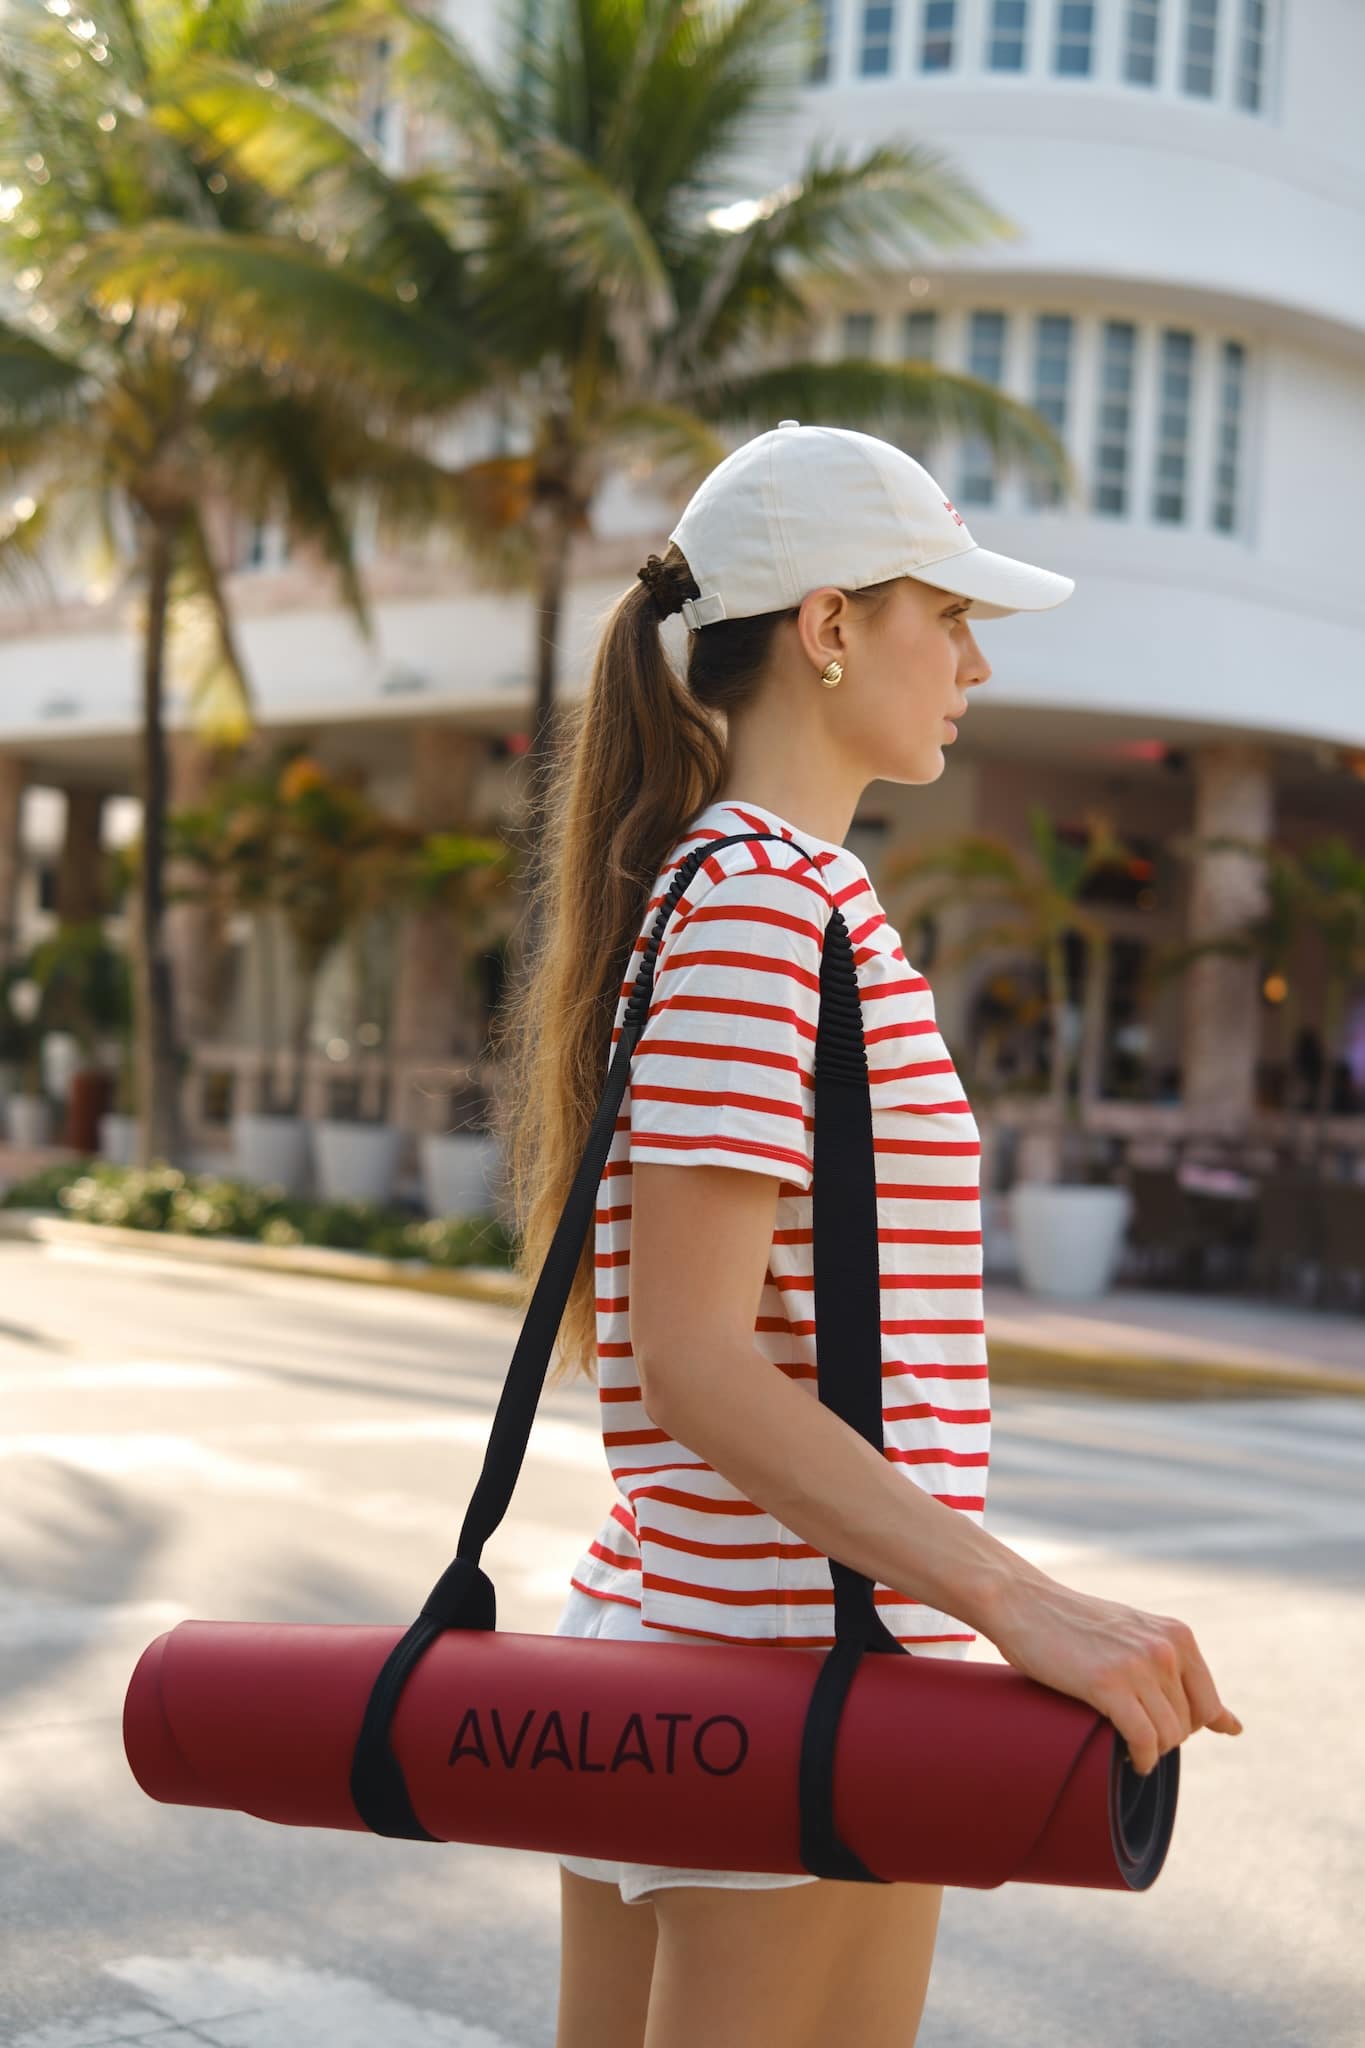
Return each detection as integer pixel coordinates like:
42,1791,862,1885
983,1575,1244,1776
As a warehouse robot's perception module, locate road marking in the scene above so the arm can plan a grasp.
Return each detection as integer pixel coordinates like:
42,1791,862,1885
0,1361,248,1394
0,1592,189,1653
8,1954,515,2048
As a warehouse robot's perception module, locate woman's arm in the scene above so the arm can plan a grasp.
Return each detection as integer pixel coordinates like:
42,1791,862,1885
630,1161,1243,1776
629,1160,1042,1635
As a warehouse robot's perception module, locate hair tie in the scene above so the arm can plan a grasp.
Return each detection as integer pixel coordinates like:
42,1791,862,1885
636,553,687,620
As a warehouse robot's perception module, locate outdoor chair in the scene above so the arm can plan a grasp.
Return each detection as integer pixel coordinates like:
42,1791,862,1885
1316,1183,1365,1312
1121,1166,1211,1288
1248,1173,1322,1305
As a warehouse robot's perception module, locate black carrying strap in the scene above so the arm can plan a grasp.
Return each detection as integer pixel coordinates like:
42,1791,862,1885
350,830,908,1879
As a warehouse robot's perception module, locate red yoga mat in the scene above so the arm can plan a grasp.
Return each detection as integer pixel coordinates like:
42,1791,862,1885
123,1616,1177,1890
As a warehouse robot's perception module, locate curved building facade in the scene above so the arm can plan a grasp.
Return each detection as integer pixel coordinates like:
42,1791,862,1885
1,0,1361,1158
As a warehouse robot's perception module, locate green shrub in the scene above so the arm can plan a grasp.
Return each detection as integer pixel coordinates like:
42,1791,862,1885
0,1159,516,1269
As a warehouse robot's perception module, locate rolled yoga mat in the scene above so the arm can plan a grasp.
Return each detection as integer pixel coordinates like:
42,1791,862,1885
123,1617,1179,1891
122,834,1185,1895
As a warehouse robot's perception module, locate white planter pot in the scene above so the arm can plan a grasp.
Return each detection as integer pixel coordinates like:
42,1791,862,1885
311,1120,403,1208
98,1111,140,1166
419,1131,503,1220
233,1113,313,1197
4,1094,52,1147
980,1189,1019,1280
1010,1181,1133,1300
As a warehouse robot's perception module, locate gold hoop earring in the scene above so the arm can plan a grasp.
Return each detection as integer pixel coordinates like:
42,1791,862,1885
819,659,844,689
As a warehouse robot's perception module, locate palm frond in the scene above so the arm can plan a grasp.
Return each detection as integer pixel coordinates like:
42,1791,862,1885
522,133,674,379
67,221,484,415
0,322,91,428
152,54,468,306
884,832,1030,891
0,490,53,599
370,0,519,159
680,358,1075,490
594,398,729,486
667,134,1020,372
605,0,814,227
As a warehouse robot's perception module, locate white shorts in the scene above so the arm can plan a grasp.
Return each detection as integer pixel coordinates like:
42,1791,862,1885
549,1581,820,1906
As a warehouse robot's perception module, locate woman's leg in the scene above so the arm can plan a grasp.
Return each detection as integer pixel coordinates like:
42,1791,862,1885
643,1877,946,2048
555,1865,659,2048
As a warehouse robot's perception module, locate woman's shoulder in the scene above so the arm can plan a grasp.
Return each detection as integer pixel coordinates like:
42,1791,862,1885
661,817,845,918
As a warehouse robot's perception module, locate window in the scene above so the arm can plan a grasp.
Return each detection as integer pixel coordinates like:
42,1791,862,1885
1091,320,1138,517
1123,0,1162,84
1025,313,1073,510
1234,0,1267,110
808,0,837,82
843,310,877,355
919,0,956,70
859,0,897,74
1182,0,1218,95
901,310,938,467
958,311,1007,507
241,519,291,571
1053,0,1096,76
1152,329,1195,524
986,0,1028,70
1210,339,1246,534
901,309,938,360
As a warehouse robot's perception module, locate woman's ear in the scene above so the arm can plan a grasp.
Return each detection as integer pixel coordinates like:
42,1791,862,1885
795,587,851,675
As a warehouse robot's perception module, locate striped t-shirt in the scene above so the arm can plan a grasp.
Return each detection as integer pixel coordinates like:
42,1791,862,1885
567,796,990,1652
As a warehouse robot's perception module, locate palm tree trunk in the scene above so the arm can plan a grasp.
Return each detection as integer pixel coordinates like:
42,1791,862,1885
509,501,575,983
530,504,572,757
284,950,322,1119
1310,967,1346,1164
1077,930,1111,1110
135,517,189,1169
1042,932,1071,1180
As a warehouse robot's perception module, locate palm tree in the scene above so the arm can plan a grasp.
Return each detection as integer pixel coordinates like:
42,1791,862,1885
166,743,513,1118
883,804,1139,1181
73,0,1080,954
0,0,495,1166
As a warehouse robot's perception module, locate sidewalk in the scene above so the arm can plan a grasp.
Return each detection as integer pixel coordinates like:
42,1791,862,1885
0,1207,1360,1400
980,1278,1364,1399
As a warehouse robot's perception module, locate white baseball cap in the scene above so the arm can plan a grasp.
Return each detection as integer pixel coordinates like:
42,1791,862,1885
669,419,1074,629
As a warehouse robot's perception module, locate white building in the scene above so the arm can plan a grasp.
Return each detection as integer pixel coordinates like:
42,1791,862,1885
1,0,1362,1165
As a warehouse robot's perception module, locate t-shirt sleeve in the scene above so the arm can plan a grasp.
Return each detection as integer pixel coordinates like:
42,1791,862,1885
626,846,837,1194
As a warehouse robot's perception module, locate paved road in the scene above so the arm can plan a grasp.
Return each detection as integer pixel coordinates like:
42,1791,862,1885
1,1236,1360,2048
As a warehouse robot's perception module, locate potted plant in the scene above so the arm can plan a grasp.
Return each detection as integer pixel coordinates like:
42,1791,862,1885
22,920,134,1155
309,811,514,1211
883,803,1140,1299
95,844,145,1163
384,827,518,1221
168,749,311,1191
0,965,52,1147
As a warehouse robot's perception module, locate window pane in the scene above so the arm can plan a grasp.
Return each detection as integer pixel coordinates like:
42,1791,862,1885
1026,313,1073,510
1090,321,1137,517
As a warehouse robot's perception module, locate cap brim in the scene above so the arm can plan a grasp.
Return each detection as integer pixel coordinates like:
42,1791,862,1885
909,543,1075,620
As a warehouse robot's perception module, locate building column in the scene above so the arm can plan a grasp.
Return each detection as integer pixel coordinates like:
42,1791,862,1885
55,786,107,925
1179,741,1274,1122
388,722,486,1136
163,730,242,1051
0,750,29,978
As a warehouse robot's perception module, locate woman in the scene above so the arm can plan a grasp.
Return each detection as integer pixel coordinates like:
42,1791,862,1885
494,423,1243,2048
